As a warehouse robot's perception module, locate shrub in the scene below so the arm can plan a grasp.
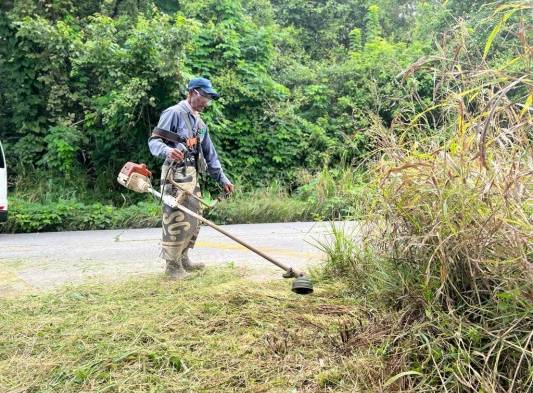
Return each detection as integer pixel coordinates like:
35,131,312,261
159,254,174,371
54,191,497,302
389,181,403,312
3,171,366,233
3,198,160,233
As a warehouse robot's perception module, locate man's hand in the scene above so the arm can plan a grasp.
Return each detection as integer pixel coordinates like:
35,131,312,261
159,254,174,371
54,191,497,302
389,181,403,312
167,148,184,162
223,182,234,194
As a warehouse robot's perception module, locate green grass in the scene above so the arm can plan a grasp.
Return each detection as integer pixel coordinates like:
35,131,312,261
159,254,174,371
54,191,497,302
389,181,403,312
0,267,395,392
207,183,313,224
3,168,365,233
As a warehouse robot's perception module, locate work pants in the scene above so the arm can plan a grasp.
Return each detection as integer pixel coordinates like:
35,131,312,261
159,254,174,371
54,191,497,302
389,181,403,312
159,163,201,262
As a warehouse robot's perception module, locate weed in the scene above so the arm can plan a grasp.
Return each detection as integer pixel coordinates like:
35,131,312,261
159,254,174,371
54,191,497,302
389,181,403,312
320,6,533,391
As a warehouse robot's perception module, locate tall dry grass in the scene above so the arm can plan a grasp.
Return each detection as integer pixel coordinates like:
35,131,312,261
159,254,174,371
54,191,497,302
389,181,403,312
322,3,532,391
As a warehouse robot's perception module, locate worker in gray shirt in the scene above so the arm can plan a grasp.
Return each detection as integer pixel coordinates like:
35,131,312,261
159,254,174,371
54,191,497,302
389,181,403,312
148,77,234,279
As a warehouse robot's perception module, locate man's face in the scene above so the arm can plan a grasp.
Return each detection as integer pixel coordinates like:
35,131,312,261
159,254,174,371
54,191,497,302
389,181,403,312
189,89,212,112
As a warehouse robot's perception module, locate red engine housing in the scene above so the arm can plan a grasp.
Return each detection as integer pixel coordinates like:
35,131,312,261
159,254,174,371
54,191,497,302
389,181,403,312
119,162,152,178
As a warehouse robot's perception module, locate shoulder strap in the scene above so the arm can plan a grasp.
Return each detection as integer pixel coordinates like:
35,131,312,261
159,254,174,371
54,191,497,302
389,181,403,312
180,111,196,137
174,108,206,172
151,127,183,143
174,101,197,136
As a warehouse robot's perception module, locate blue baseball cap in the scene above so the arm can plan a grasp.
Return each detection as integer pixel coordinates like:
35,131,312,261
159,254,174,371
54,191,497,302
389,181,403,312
187,77,220,100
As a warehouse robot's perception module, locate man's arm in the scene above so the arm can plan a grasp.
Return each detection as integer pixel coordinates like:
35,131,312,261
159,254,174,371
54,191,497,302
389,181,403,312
148,137,171,159
200,131,232,187
148,108,184,161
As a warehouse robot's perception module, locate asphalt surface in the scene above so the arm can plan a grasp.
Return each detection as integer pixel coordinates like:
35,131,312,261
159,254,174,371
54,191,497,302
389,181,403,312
0,221,354,296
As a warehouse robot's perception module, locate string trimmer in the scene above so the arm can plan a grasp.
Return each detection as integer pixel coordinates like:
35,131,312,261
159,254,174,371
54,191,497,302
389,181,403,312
117,162,313,295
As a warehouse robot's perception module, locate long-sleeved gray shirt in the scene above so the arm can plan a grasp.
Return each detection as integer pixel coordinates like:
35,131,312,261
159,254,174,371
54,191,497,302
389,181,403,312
148,100,230,186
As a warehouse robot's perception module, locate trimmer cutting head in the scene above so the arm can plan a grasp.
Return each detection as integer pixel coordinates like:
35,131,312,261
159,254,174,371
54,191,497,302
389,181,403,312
291,275,314,295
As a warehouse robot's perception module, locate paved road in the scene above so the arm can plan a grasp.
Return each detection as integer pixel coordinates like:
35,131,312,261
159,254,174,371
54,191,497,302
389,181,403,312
0,222,353,296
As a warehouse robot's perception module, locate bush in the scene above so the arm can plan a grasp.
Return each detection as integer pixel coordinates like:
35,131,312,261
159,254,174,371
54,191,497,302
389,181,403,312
207,182,312,224
2,169,366,233
3,197,160,233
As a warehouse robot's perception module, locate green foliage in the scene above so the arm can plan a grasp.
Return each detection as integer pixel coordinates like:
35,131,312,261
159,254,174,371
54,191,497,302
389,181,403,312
270,0,373,60
365,4,381,42
42,122,85,175
2,0,526,208
1,0,451,196
349,27,362,52
1,6,195,187
3,167,366,233
208,183,312,224
267,1,434,170
4,197,160,232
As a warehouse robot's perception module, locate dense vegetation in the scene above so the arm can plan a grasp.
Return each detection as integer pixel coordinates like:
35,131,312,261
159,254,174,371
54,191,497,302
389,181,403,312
1,1,532,391
318,3,532,391
3,0,519,231
2,0,454,206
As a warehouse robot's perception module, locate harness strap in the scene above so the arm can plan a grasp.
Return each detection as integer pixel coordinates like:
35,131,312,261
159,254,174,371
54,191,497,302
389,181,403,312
151,127,184,144
152,104,207,174
178,109,207,174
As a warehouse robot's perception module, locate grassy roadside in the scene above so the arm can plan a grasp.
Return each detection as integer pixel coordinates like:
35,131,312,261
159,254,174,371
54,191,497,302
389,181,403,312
0,267,393,392
2,169,365,233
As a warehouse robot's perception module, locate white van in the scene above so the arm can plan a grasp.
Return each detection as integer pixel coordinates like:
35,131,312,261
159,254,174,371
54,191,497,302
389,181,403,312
0,141,7,222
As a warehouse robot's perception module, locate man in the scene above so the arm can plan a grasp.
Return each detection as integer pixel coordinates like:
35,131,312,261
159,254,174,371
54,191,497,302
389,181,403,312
148,77,234,279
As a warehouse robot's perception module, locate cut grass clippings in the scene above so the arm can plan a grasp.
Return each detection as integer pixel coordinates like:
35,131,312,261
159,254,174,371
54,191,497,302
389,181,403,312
0,267,389,392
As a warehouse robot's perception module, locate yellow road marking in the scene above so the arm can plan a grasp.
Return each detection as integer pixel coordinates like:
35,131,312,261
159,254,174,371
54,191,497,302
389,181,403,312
194,240,321,258
0,269,35,297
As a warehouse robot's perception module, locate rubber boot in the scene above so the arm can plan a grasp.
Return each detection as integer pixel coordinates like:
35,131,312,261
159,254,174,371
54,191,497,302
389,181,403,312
165,259,189,280
181,248,205,272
